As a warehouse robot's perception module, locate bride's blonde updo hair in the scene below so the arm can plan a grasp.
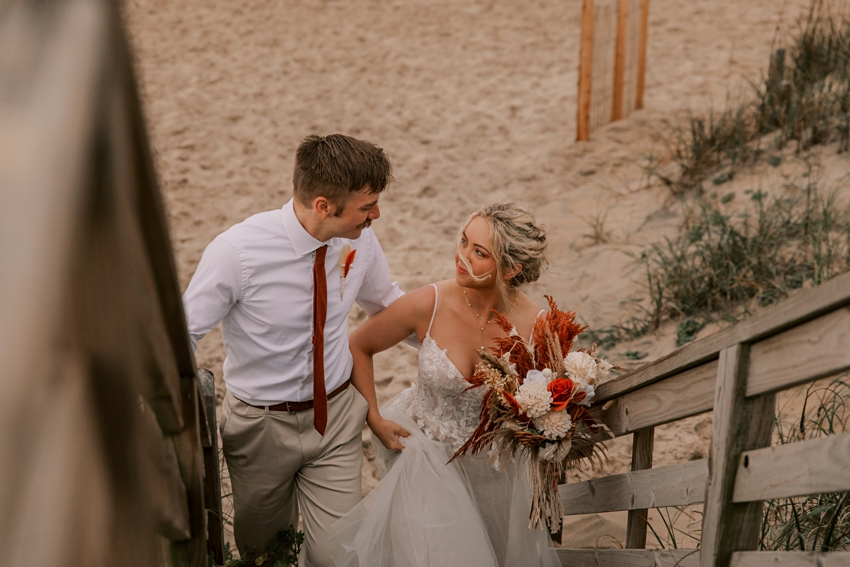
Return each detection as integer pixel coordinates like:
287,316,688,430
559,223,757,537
456,203,548,300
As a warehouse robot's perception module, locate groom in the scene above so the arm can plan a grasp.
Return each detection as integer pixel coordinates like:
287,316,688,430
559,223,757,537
183,134,407,566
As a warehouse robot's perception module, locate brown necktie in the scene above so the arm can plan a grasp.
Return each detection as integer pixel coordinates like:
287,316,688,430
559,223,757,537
312,245,329,435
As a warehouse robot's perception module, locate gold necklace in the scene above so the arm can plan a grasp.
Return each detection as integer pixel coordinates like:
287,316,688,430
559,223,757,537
463,289,518,350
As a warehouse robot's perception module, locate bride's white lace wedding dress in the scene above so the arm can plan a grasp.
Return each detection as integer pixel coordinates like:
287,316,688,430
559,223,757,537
330,285,559,567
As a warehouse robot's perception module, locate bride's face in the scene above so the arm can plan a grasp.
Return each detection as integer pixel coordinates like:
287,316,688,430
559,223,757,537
455,216,498,287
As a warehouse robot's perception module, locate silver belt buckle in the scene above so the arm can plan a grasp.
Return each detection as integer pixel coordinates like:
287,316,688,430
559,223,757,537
285,401,294,413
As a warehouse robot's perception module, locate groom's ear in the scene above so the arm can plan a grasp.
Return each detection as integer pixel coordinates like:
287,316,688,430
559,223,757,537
313,196,333,220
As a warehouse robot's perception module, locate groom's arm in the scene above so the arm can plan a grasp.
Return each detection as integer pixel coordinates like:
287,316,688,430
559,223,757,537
182,236,243,351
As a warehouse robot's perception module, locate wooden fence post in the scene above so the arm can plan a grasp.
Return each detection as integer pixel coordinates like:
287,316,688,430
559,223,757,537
200,369,225,565
611,0,629,121
635,0,650,109
701,344,775,567
625,427,655,548
576,0,594,141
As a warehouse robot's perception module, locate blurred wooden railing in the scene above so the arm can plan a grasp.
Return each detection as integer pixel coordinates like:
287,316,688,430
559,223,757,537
557,271,850,567
0,1,222,566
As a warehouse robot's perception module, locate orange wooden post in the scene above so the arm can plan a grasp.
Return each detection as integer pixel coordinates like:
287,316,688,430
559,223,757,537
576,0,594,141
635,0,650,109
611,0,629,121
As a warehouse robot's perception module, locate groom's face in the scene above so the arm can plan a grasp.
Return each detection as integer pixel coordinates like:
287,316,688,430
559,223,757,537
325,186,382,240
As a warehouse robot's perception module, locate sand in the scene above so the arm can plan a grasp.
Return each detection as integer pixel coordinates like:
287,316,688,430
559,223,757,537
123,0,819,549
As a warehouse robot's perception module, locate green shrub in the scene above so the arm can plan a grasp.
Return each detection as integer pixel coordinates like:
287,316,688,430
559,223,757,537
220,527,304,567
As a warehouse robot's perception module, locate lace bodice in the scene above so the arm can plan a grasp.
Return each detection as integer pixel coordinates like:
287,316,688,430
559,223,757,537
383,285,484,452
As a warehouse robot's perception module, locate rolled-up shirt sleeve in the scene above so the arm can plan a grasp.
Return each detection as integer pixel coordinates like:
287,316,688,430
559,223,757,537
355,230,403,316
356,230,420,348
182,236,243,351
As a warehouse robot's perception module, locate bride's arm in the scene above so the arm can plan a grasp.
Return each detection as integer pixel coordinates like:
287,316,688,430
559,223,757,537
350,285,435,450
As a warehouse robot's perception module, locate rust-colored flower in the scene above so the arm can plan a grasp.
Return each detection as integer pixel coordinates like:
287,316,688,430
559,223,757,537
339,246,357,300
343,249,356,277
503,391,532,424
547,378,575,411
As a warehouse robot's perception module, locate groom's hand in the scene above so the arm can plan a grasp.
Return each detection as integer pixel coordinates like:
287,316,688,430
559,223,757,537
369,417,411,451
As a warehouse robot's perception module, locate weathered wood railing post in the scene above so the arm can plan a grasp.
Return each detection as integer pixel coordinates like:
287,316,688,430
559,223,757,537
701,344,775,567
625,426,654,549
200,369,225,565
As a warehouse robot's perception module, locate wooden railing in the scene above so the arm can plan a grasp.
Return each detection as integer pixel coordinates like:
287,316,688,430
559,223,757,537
557,271,850,566
0,1,222,566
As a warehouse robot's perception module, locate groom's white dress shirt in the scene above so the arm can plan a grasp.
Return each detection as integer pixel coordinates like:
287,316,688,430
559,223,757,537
183,199,402,405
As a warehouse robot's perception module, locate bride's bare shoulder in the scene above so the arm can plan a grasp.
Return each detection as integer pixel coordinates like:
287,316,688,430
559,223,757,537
402,282,441,310
415,280,458,295
405,280,461,308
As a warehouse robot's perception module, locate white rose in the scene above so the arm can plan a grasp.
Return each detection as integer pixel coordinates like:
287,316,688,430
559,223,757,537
564,351,598,382
514,380,552,418
525,369,547,384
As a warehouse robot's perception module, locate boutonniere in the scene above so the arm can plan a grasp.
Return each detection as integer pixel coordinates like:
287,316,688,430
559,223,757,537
339,244,357,300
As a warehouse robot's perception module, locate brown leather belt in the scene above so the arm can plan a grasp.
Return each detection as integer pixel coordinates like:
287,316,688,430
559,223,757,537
238,379,351,413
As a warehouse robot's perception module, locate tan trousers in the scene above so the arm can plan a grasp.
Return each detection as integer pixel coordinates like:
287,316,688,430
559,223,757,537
220,385,368,567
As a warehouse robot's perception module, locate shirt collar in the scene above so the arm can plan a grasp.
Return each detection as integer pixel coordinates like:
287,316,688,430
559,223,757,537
281,199,339,257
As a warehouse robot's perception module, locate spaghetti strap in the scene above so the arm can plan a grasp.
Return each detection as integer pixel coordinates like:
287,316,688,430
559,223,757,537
536,308,546,319
427,283,439,336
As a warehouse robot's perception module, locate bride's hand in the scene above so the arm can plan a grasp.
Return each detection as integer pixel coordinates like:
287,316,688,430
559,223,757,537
368,416,411,451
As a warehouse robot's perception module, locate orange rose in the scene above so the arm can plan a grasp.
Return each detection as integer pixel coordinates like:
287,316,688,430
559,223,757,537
547,378,574,412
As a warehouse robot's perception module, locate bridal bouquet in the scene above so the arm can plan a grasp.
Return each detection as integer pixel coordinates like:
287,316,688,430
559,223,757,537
451,297,615,532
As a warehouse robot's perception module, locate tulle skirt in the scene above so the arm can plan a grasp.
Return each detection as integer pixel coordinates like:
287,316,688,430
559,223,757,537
329,405,559,567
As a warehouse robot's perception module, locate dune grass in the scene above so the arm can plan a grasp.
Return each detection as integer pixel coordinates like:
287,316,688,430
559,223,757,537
660,1,850,193
584,172,850,349
584,2,850,351
760,377,850,551
642,176,850,334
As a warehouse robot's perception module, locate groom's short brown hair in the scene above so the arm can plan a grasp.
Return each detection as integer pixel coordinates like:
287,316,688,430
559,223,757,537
293,134,393,209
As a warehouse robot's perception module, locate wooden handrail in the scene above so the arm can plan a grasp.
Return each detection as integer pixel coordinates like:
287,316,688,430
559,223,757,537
556,549,701,567
0,2,220,566
561,459,707,515
560,272,850,563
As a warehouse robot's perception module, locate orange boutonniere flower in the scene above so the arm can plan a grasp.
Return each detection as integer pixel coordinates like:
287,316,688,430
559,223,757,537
339,244,357,300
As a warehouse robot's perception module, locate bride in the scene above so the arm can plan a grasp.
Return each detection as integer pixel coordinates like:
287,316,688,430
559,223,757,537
331,203,559,567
